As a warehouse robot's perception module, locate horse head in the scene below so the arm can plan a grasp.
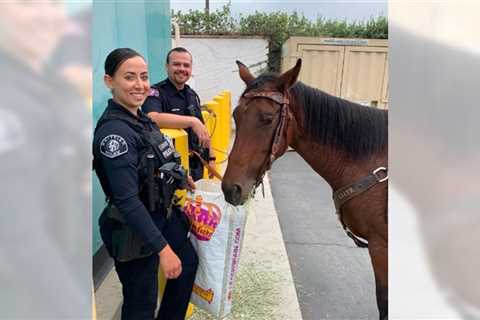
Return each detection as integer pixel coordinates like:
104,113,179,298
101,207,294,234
222,59,302,205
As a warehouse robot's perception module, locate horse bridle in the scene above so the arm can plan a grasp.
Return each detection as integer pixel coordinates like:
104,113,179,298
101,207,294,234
242,90,291,191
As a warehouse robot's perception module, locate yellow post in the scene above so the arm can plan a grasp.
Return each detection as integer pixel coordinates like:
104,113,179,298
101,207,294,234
220,90,232,145
204,100,222,172
201,110,214,134
212,95,229,164
201,109,218,179
158,128,194,319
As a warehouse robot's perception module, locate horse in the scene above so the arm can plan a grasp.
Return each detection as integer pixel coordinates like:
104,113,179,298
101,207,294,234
221,59,388,319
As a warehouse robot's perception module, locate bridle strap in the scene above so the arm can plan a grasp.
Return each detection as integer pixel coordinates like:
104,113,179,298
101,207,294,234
242,91,290,189
243,91,289,106
333,167,388,210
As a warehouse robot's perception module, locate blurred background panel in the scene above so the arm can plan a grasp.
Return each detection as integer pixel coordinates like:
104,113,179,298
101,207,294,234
0,1,92,318
390,1,480,318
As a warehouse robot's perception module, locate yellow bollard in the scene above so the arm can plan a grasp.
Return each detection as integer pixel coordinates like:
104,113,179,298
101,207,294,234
160,128,189,170
201,109,218,179
201,109,214,134
158,128,194,319
220,90,232,145
212,95,229,164
204,100,222,171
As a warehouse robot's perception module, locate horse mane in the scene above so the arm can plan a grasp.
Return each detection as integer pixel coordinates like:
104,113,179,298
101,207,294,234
291,81,388,160
242,74,387,160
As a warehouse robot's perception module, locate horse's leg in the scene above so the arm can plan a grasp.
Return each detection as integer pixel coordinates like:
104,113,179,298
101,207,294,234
368,236,388,320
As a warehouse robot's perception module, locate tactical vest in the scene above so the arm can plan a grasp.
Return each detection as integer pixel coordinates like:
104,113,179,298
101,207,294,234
94,106,186,213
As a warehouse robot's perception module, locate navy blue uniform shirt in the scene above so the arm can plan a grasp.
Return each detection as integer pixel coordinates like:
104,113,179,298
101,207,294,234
142,78,199,116
142,78,208,181
142,78,204,148
93,99,167,253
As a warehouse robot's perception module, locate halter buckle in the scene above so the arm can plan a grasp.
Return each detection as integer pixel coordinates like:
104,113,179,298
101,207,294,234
373,167,388,182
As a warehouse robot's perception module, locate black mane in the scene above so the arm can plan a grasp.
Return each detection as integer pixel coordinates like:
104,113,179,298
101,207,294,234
291,81,388,159
242,74,387,160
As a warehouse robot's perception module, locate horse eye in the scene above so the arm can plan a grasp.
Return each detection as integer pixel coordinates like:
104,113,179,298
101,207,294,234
260,114,274,125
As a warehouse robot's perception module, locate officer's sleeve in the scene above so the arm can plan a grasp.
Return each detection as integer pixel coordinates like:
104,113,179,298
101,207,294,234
142,94,165,114
96,120,167,253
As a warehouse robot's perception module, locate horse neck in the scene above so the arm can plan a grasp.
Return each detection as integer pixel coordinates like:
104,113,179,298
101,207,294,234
287,91,380,191
289,136,350,190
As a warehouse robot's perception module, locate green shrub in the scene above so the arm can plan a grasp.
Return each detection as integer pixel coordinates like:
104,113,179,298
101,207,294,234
172,4,388,71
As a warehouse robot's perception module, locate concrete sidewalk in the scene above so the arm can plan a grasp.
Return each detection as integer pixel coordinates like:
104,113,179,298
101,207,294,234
234,174,302,319
94,174,302,319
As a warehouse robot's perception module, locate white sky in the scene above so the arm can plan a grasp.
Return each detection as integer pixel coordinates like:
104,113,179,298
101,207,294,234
171,0,387,22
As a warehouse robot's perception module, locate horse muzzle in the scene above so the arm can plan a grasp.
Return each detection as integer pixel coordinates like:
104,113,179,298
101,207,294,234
221,182,247,206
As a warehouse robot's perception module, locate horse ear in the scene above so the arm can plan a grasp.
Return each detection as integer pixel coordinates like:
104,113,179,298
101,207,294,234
236,60,255,85
277,59,302,92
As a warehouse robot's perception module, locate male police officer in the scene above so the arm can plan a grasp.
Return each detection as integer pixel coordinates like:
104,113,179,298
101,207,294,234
142,47,215,181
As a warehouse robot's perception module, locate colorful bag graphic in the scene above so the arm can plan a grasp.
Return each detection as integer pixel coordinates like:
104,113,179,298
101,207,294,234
183,179,248,318
184,195,221,241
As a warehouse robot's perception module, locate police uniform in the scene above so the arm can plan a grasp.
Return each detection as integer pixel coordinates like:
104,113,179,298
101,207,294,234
93,99,198,320
142,78,209,181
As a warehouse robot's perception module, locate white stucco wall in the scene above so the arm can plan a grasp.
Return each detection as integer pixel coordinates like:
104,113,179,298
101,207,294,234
175,36,269,109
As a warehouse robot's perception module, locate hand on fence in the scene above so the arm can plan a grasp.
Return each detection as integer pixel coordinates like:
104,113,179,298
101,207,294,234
190,117,211,148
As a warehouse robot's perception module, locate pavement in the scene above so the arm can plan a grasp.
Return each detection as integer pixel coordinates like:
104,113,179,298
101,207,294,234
269,151,378,320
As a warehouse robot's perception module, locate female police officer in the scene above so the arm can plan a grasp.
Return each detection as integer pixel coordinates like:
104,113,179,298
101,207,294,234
93,48,198,320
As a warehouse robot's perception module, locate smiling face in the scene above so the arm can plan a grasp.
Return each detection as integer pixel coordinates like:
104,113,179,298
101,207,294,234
166,51,192,89
104,56,150,110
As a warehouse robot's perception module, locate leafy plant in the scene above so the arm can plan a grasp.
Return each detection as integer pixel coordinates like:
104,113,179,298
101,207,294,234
172,3,388,71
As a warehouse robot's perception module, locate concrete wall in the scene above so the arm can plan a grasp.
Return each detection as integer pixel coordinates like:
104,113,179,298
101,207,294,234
176,36,269,109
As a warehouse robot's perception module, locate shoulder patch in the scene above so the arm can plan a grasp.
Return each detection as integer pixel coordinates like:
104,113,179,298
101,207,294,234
100,134,128,158
149,88,160,97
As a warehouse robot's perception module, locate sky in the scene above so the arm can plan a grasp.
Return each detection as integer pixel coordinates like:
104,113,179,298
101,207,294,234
171,0,387,22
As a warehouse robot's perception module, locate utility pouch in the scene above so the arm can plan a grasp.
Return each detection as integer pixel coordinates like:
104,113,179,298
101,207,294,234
103,204,153,262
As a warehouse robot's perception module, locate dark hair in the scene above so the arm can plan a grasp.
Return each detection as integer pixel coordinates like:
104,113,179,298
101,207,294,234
104,48,144,76
166,47,191,64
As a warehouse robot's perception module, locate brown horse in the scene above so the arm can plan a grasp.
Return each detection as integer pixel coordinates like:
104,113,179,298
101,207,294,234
222,59,388,319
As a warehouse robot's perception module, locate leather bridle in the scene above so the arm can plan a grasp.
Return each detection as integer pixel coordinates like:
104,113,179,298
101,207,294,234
241,90,291,191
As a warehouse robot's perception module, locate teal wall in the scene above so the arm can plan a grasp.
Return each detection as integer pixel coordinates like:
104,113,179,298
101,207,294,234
92,1,171,253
